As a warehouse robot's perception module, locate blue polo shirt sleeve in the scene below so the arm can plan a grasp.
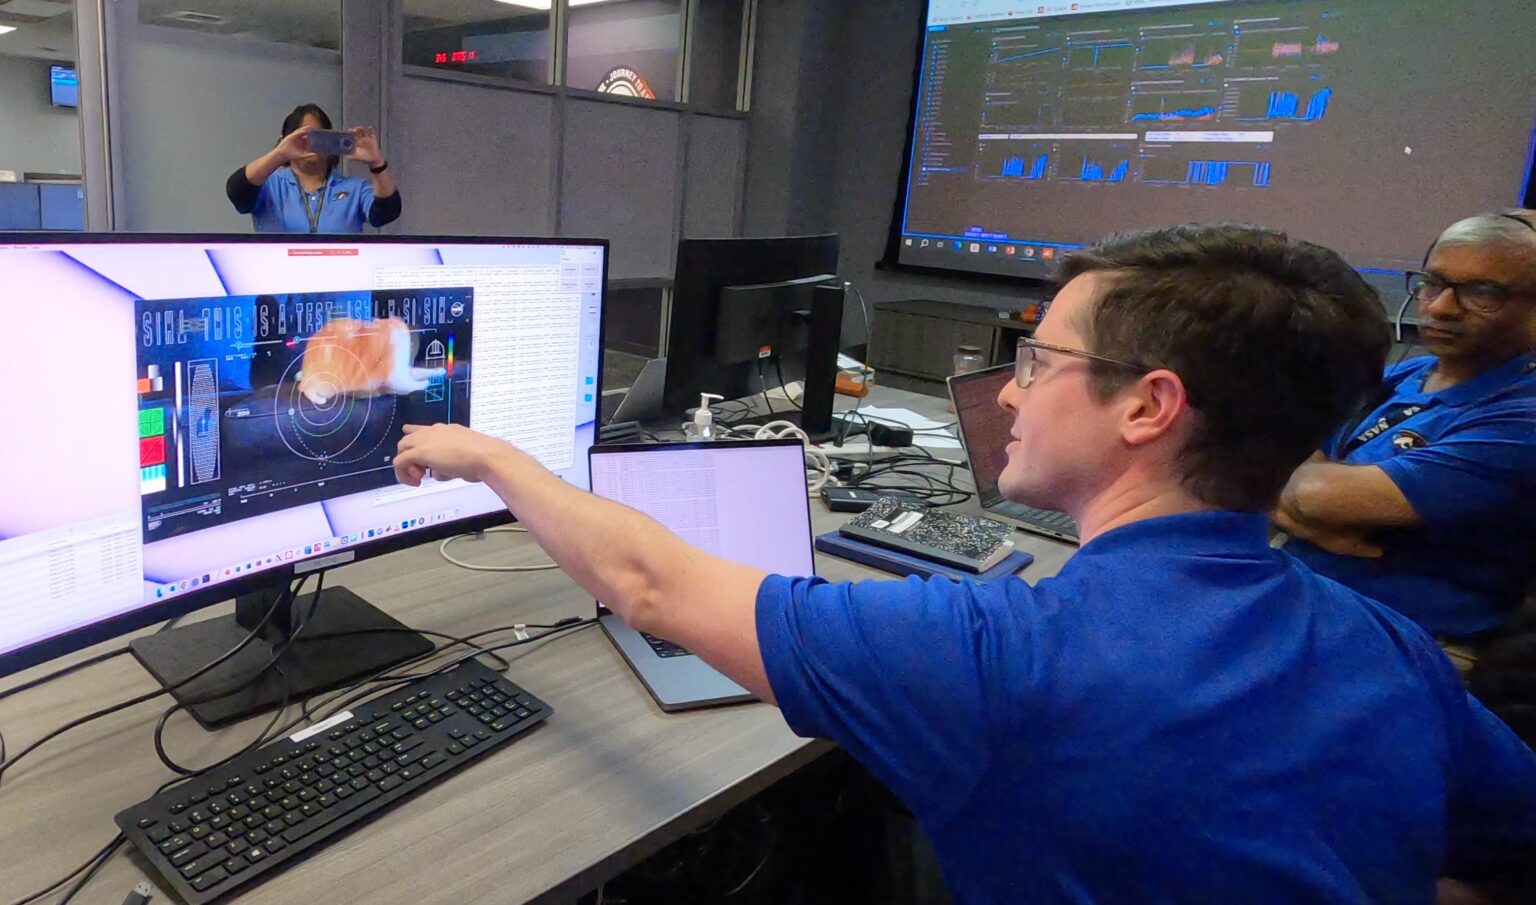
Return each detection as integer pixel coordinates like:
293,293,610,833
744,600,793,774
756,573,1027,821
1374,408,1536,533
357,178,376,223
1444,692,1536,880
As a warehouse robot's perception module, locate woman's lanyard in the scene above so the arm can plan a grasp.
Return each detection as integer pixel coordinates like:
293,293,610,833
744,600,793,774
299,181,326,234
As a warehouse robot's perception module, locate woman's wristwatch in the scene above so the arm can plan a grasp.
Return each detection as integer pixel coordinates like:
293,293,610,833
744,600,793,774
369,160,389,174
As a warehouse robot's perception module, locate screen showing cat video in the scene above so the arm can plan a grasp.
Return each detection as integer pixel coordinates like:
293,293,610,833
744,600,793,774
135,287,474,542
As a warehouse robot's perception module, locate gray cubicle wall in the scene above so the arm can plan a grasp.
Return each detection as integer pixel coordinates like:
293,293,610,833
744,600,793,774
393,71,747,282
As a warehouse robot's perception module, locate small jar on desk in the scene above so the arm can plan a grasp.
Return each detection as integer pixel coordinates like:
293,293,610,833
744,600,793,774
947,344,986,411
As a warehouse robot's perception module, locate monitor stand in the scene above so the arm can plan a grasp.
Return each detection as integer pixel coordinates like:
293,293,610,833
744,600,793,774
130,582,434,730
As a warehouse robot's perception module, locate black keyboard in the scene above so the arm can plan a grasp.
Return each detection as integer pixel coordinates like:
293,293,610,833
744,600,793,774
641,631,693,658
115,660,551,904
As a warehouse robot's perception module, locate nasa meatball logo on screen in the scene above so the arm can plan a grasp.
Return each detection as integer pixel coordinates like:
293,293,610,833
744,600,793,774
597,67,657,100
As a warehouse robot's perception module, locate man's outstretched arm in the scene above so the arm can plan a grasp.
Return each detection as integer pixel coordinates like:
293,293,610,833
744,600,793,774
393,424,774,701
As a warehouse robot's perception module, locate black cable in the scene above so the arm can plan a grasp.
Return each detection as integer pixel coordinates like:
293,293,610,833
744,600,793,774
0,576,301,789
5,831,124,905
53,834,127,905
771,358,802,411
0,646,132,706
294,619,595,732
151,576,319,776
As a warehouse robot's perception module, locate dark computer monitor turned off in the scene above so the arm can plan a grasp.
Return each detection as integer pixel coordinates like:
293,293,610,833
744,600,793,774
662,235,847,440
0,233,607,728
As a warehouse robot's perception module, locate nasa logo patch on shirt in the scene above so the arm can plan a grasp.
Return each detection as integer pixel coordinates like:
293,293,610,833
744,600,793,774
334,191,350,201
1392,430,1427,451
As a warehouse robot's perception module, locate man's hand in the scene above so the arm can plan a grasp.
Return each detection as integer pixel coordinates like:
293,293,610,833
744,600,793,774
1273,505,1384,558
394,424,518,486
348,126,385,167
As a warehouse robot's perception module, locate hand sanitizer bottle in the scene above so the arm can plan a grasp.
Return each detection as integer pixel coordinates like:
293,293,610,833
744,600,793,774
684,392,725,441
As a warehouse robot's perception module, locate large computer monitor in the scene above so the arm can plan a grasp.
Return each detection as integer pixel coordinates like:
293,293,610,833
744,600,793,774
0,233,606,726
890,0,1536,289
662,235,844,437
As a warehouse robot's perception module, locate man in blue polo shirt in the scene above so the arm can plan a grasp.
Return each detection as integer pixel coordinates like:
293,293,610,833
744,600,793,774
393,224,1536,903
1276,210,1536,638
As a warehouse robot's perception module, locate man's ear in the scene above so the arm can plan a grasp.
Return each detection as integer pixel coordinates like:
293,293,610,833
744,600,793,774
1120,369,1189,447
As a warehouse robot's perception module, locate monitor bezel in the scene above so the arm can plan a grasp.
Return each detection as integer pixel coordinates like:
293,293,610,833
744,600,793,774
0,231,609,679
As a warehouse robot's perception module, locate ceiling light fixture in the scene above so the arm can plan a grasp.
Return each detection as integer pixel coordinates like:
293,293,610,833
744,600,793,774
0,26,19,36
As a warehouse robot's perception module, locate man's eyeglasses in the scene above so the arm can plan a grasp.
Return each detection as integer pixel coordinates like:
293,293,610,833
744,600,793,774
1015,337,1147,389
1405,270,1528,316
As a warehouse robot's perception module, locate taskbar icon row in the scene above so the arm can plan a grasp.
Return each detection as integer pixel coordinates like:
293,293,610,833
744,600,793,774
905,236,1060,260
153,509,463,599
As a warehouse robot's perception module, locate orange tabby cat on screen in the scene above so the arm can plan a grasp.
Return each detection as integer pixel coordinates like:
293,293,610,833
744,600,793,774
297,317,443,405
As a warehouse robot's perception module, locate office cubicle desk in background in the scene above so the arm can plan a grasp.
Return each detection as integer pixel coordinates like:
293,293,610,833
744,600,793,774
0,180,86,231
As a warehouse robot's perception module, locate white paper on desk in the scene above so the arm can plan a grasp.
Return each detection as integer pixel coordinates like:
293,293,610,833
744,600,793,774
847,406,963,449
854,406,951,430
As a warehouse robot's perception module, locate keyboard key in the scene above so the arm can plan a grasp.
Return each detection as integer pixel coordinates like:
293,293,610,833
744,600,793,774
169,846,201,867
191,866,229,892
147,825,172,844
158,835,192,855
206,832,229,850
245,847,267,865
189,826,210,841
377,776,403,793
225,838,250,857
136,817,156,829
445,743,465,756
181,852,225,879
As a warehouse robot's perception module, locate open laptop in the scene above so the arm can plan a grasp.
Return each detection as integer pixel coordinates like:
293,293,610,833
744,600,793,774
948,363,1080,544
588,438,816,711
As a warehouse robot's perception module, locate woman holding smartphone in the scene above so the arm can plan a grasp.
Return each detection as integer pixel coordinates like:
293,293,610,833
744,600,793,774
226,103,402,234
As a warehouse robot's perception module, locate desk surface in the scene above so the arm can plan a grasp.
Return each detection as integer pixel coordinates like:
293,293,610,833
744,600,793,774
0,386,1076,904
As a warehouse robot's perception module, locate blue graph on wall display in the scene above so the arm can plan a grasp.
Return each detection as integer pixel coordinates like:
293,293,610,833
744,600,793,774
1131,105,1220,121
1145,160,1272,187
1001,154,1050,179
1079,157,1130,182
1264,86,1331,120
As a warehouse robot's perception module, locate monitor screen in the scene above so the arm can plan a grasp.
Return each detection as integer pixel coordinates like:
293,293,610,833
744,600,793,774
0,235,605,670
50,65,79,108
893,0,1536,281
588,442,817,598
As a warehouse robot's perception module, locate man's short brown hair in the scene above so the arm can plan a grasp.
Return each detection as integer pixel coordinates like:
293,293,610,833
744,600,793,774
1059,223,1391,511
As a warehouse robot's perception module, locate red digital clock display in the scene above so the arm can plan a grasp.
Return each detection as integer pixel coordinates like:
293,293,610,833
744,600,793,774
433,50,478,64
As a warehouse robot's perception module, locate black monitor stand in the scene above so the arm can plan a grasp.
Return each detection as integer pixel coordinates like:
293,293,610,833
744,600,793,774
130,577,433,730
755,282,850,443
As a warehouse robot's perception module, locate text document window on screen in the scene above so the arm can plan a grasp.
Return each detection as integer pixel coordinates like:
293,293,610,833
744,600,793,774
897,0,1536,281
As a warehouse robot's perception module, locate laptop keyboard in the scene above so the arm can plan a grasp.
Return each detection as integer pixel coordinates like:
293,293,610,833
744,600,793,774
641,632,693,658
994,501,1080,541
